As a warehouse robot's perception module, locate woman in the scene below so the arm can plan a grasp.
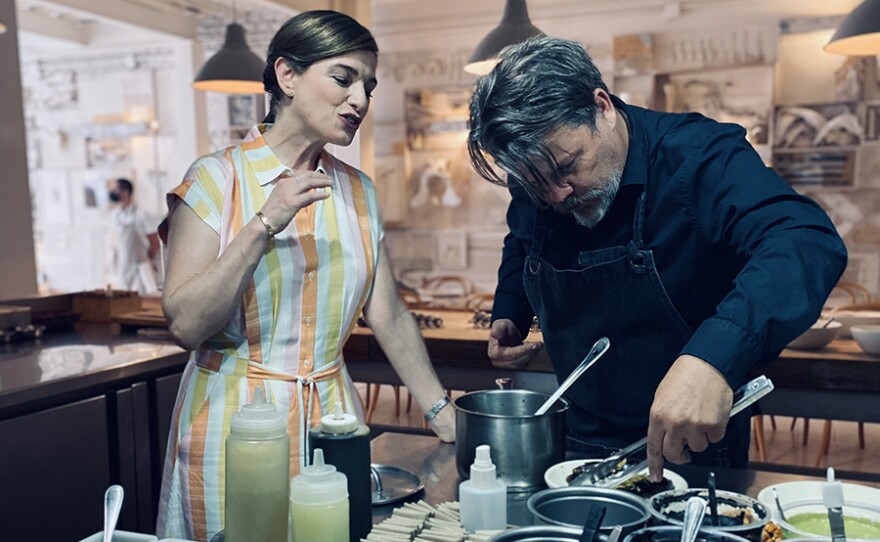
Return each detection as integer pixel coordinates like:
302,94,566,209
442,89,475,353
156,11,455,540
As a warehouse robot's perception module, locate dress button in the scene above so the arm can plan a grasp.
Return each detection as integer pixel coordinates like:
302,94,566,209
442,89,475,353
308,272,315,281
304,315,312,325
303,358,311,368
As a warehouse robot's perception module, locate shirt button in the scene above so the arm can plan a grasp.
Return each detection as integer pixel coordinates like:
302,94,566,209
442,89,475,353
304,315,312,325
308,272,315,281
303,358,311,368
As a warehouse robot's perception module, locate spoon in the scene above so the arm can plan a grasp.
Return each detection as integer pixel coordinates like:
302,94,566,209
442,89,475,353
103,485,124,542
535,337,610,416
606,526,623,542
707,472,719,526
822,316,836,329
680,496,707,542
772,487,787,522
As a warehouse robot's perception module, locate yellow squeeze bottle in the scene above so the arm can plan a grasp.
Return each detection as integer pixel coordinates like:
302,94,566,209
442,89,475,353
225,386,290,542
290,448,349,542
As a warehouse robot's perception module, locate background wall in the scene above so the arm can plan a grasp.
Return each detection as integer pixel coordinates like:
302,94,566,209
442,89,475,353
369,0,880,306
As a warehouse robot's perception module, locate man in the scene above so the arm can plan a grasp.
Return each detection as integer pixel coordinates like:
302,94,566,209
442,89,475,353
111,178,159,294
467,37,847,479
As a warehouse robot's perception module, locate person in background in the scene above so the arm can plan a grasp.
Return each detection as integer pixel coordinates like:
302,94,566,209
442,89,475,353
467,36,847,480
156,11,455,540
110,178,159,294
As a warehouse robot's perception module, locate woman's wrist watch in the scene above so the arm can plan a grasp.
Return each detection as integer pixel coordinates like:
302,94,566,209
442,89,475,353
424,395,450,422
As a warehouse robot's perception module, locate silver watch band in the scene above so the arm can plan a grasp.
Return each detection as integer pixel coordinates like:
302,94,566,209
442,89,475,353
423,395,450,422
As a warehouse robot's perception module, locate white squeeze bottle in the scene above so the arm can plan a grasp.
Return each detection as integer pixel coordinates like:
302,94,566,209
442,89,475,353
225,386,290,542
459,444,507,532
289,448,349,542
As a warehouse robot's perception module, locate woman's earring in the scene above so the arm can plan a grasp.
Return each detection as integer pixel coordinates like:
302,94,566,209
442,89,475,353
285,89,294,99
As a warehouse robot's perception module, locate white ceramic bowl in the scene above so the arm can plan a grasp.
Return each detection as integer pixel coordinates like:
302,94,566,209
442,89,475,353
831,311,880,338
787,321,842,350
79,531,158,542
757,481,880,541
851,325,880,355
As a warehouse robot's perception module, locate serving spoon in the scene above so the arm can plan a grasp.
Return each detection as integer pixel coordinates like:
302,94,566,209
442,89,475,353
534,337,610,416
681,496,707,542
103,485,124,542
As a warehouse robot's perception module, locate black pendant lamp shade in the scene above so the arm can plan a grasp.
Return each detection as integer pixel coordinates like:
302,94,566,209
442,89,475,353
464,0,544,75
825,0,880,55
193,22,265,94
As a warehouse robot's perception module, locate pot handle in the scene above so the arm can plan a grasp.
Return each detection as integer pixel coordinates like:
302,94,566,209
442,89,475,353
495,377,513,390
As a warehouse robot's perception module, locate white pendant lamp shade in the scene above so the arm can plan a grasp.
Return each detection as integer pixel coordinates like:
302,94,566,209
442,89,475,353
464,0,544,75
825,0,880,55
193,22,265,94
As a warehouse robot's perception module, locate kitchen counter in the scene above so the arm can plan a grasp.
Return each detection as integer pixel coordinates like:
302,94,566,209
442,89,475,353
0,324,187,419
370,431,880,526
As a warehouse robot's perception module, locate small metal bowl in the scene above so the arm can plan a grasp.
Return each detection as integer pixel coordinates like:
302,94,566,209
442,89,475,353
490,525,609,541
527,487,650,536
648,488,769,542
623,525,750,542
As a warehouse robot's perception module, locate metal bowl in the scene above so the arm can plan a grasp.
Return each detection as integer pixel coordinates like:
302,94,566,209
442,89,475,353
490,525,608,541
527,487,650,536
648,488,770,542
623,525,750,542
454,389,569,491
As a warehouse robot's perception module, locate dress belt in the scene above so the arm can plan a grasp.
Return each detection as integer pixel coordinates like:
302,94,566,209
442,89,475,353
191,351,344,469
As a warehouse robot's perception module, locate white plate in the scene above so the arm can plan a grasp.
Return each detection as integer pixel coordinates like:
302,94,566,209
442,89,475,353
544,459,688,491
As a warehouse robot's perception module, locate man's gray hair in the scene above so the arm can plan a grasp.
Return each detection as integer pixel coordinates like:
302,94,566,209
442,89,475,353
467,36,608,202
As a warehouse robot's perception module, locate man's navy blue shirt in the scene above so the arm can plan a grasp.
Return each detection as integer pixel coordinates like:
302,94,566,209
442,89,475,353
492,97,848,386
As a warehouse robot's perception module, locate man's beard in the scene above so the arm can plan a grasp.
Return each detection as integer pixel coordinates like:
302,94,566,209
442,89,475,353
555,171,622,229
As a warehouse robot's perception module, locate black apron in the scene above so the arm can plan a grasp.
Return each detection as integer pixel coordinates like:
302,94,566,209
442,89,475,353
523,192,749,467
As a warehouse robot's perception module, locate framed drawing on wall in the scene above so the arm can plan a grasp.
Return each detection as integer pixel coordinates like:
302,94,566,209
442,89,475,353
435,230,467,270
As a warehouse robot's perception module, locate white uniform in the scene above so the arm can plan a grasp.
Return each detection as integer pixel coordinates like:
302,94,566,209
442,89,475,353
114,204,158,294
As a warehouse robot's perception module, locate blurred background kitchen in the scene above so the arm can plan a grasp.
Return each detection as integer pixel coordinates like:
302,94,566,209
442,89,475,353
1,0,880,540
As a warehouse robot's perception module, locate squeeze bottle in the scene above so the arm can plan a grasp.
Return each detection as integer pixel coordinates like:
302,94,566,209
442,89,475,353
459,444,507,532
309,399,372,541
225,386,290,542
290,448,349,542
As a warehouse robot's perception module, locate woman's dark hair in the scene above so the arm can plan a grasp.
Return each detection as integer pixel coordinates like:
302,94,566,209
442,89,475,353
467,36,607,203
263,10,378,122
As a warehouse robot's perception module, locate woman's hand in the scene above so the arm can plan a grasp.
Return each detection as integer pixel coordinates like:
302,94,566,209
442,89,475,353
428,405,456,443
258,172,332,233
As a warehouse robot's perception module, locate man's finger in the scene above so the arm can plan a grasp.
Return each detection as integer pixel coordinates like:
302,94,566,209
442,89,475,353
646,421,666,482
662,430,691,465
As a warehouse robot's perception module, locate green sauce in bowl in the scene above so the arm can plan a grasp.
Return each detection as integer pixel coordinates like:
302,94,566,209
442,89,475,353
787,512,880,539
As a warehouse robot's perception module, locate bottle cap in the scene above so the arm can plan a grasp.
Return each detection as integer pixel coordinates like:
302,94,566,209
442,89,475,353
320,400,359,434
291,449,348,505
470,444,498,486
229,386,288,439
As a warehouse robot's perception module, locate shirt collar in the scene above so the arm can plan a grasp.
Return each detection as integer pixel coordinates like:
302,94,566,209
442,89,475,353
241,124,328,186
612,95,649,187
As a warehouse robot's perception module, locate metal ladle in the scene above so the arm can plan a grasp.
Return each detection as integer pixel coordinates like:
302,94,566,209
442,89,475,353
534,337,610,416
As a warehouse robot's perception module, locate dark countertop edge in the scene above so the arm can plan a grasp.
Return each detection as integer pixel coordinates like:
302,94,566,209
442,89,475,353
0,347,190,419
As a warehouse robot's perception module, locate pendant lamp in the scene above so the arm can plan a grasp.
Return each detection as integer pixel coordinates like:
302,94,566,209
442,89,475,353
824,0,880,55
193,3,265,94
464,0,544,75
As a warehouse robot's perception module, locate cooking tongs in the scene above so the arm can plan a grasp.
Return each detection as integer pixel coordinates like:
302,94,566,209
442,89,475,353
569,375,775,487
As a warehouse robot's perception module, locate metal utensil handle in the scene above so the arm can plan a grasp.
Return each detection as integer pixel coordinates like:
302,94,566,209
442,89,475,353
370,466,383,495
681,496,707,542
534,337,610,416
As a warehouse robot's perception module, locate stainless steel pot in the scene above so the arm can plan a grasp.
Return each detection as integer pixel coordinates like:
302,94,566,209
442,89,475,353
622,526,749,542
528,487,650,536
454,389,569,491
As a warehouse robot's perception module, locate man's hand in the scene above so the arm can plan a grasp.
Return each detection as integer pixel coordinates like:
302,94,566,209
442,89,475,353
646,355,733,481
487,318,543,369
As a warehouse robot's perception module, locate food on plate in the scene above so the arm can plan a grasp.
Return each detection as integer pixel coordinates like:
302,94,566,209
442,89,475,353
662,501,755,527
615,474,675,498
564,461,673,497
787,512,880,539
